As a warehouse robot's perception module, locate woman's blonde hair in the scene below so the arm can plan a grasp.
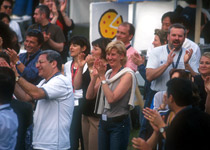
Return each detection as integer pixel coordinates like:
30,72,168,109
105,40,127,66
202,52,210,59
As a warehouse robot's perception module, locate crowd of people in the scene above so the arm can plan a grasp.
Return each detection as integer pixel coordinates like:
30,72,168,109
0,0,210,150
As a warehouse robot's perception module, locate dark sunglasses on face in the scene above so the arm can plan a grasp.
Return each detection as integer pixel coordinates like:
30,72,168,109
3,5,12,9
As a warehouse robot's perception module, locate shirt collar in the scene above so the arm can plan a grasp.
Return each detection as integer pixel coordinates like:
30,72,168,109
27,49,41,59
0,103,10,110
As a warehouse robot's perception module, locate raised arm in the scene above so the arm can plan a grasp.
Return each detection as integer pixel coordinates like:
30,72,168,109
95,59,132,104
15,76,45,101
74,53,86,90
184,49,198,76
85,68,100,100
85,55,100,99
60,0,73,27
50,2,59,24
12,64,45,101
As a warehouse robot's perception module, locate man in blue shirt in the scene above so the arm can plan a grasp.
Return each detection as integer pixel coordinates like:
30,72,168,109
6,29,44,85
0,67,18,150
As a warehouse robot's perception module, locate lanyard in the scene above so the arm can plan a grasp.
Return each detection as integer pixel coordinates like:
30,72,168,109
166,45,183,69
126,45,131,50
71,62,78,93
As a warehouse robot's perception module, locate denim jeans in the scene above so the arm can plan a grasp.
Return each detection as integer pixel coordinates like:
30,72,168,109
98,116,130,150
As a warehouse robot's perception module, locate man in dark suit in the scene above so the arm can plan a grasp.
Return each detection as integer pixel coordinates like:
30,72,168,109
132,78,210,150
164,78,210,150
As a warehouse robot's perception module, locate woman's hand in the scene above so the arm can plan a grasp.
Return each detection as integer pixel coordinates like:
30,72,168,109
60,0,67,13
94,59,107,79
77,53,86,68
86,54,95,69
205,76,210,94
51,2,58,18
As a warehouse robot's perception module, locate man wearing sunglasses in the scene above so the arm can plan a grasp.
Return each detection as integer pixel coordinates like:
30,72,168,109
0,0,23,43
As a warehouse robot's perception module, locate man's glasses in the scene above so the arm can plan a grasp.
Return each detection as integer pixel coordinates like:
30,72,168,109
3,5,12,9
36,60,47,65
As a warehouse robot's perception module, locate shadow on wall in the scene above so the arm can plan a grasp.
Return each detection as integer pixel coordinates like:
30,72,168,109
71,23,90,40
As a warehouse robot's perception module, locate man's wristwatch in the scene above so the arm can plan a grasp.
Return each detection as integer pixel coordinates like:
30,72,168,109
101,80,107,84
16,76,21,82
159,126,168,133
16,60,21,65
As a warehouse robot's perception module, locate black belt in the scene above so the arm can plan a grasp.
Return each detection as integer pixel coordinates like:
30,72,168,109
102,114,129,123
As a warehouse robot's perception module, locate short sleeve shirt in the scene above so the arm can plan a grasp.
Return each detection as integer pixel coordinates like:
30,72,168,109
33,74,74,150
146,45,198,91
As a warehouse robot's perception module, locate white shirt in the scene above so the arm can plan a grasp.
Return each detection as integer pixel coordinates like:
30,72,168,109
64,61,88,99
183,38,201,64
9,20,23,42
33,74,74,150
153,91,169,110
146,45,198,91
147,38,201,65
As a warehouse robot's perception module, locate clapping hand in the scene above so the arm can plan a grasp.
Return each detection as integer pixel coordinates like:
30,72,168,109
184,49,193,64
143,107,166,132
51,1,58,17
43,32,51,42
77,53,86,68
166,48,176,66
5,48,19,65
59,0,67,13
131,52,145,66
86,54,95,69
205,76,210,94
132,137,152,150
94,59,107,78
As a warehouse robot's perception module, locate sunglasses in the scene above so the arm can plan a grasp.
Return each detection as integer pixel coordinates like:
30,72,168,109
3,5,12,9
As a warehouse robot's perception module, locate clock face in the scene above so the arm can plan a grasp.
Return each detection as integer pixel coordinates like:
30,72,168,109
98,9,123,39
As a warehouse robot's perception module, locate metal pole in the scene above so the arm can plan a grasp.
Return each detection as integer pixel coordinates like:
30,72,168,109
131,2,136,46
195,0,202,43
174,0,178,10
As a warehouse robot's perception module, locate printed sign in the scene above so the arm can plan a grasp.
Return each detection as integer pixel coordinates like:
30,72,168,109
90,2,128,43
99,9,123,39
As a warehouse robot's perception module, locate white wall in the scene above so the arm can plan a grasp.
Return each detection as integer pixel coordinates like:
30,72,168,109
70,0,106,24
133,1,174,51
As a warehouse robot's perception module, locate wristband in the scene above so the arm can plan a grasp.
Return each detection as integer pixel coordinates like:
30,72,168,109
16,60,21,65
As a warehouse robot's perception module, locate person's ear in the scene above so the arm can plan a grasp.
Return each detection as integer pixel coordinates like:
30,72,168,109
129,34,133,41
168,94,174,104
51,60,57,69
82,46,87,52
167,34,170,41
